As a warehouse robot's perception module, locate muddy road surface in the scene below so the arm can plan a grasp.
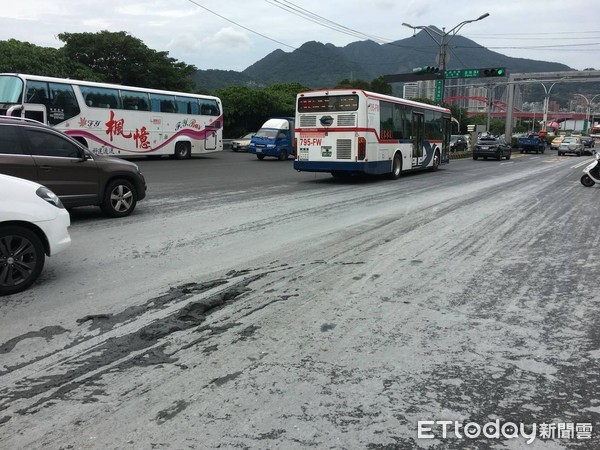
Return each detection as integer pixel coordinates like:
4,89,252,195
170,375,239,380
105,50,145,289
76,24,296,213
1,153,599,448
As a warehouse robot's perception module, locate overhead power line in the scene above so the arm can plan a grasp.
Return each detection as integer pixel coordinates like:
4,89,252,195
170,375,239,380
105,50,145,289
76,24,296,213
185,0,297,51
264,0,392,44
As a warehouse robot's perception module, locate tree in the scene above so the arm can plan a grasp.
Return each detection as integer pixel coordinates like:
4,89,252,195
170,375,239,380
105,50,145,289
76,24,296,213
336,78,371,90
216,83,309,138
215,86,273,138
369,77,392,95
57,31,197,91
334,77,392,95
264,82,310,116
0,39,99,80
441,102,469,134
468,114,506,136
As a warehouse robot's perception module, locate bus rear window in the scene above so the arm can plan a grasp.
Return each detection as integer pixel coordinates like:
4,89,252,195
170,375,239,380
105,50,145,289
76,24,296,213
298,95,359,112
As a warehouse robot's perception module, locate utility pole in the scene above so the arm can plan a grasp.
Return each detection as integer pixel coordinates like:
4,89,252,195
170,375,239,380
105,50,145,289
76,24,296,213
402,13,490,102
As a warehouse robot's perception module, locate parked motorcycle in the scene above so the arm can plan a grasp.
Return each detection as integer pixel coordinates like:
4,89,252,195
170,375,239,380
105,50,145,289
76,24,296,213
581,151,600,187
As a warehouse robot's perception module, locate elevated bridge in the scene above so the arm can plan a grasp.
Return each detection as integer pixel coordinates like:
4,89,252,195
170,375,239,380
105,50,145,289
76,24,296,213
504,70,600,137
443,96,587,121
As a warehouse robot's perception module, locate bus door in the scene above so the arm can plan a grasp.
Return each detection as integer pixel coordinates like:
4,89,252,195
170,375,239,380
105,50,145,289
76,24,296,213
204,124,217,151
412,113,424,167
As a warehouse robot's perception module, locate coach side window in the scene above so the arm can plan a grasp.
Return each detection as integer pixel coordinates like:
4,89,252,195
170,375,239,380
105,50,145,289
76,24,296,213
199,99,220,116
48,83,81,125
25,81,49,105
121,90,150,111
150,94,177,113
80,86,120,109
176,96,199,114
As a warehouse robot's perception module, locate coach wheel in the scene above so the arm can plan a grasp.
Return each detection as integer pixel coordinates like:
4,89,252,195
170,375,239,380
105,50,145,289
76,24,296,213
174,142,191,160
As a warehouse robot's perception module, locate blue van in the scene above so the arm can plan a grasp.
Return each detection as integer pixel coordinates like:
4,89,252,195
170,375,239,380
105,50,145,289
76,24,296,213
248,117,295,160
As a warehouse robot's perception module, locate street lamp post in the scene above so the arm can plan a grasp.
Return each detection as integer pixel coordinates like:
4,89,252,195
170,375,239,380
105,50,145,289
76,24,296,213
574,93,600,133
541,82,558,132
486,83,496,132
402,13,490,102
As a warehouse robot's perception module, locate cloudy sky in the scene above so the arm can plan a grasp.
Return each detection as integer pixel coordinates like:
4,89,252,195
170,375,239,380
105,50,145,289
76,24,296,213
1,0,598,73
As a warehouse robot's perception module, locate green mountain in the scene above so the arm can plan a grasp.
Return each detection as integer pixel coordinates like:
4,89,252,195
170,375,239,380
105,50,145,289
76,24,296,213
191,28,572,92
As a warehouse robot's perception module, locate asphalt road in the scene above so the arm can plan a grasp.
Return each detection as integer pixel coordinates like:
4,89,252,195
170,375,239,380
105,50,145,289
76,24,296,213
1,149,599,449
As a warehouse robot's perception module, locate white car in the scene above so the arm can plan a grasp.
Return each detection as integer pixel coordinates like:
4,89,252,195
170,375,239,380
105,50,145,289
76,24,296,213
231,132,255,152
558,136,584,156
0,174,71,295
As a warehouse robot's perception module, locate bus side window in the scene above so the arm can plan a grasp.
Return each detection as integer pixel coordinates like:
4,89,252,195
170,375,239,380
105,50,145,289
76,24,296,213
25,81,50,106
48,82,81,124
200,100,219,116
81,87,120,109
122,91,149,111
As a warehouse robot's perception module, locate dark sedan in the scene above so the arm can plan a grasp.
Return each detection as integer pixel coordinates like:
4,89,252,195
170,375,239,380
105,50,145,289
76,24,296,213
581,136,595,154
473,134,512,161
450,135,468,152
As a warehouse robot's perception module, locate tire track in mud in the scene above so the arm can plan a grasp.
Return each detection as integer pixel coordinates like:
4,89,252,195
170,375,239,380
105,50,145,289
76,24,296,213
0,269,275,422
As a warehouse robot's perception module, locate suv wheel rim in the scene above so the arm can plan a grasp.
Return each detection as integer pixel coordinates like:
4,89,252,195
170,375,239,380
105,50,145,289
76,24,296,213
110,185,133,213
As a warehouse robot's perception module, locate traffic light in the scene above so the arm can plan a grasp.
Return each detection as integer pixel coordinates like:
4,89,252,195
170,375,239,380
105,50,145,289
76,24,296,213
482,67,506,77
413,66,440,74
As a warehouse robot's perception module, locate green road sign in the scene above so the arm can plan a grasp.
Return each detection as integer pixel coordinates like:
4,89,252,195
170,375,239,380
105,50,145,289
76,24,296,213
434,79,444,103
444,67,507,79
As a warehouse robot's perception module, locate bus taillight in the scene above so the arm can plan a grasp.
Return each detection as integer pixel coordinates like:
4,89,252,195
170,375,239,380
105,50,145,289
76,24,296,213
358,137,366,160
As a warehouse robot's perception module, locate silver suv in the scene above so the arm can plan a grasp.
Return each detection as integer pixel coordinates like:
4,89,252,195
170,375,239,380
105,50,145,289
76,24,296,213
0,117,146,217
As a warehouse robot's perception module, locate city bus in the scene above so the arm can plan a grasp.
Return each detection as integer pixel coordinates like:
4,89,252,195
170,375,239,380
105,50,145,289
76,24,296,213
0,73,223,159
294,89,451,178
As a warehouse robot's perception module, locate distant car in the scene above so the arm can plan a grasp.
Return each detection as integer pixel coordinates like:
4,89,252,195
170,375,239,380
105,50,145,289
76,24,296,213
472,134,512,161
550,135,565,149
449,135,468,152
231,133,255,152
0,117,147,217
581,136,595,149
558,136,584,156
0,174,71,295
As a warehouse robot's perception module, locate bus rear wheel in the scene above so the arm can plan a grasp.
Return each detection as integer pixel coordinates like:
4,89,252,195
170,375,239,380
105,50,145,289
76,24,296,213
430,150,440,171
174,142,191,160
387,153,402,180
